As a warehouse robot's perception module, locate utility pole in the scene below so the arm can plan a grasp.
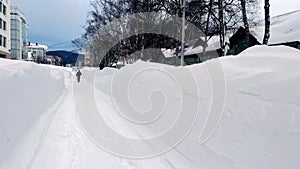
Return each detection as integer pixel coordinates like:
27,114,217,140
180,0,186,66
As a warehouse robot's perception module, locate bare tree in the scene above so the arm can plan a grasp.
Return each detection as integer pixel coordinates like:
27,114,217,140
202,0,214,59
218,0,225,56
83,0,262,68
240,0,250,44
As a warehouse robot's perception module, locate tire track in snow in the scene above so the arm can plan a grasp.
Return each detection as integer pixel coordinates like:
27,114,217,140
92,71,195,168
67,130,81,169
25,88,69,169
74,70,145,168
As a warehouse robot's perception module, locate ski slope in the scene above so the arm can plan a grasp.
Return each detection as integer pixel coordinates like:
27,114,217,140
0,45,300,169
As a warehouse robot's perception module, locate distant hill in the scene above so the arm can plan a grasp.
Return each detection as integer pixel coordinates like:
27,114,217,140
46,50,84,66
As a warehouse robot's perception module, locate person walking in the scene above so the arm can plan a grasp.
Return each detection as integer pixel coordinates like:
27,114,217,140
76,70,82,83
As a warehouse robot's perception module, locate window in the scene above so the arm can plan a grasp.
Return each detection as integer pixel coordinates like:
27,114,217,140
11,19,19,30
0,18,2,29
3,21,5,30
0,2,2,13
3,36,6,47
0,35,2,46
3,5,6,15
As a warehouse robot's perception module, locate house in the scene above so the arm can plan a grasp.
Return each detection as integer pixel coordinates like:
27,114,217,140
269,41,300,49
27,42,48,63
161,40,202,66
254,10,300,50
161,37,222,65
229,10,300,54
228,27,261,55
161,48,180,65
184,37,224,64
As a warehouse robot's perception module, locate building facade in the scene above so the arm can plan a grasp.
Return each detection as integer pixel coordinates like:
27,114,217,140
10,6,28,60
27,43,48,63
84,47,91,66
0,0,10,58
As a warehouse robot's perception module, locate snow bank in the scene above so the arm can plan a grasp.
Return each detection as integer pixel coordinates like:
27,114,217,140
205,46,300,168
1,45,300,169
93,45,300,168
0,59,70,164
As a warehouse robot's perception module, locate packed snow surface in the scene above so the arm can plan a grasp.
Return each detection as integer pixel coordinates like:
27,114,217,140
0,45,300,169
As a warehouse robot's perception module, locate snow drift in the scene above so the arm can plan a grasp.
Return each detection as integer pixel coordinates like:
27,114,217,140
0,59,70,165
1,45,300,169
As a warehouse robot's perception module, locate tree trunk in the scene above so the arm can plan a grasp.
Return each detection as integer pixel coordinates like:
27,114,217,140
180,0,186,66
218,0,225,56
263,0,270,45
240,0,250,45
203,0,213,60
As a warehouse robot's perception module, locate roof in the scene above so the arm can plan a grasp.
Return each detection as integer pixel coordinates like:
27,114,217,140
46,50,84,65
230,27,258,41
161,36,224,58
252,10,300,45
185,36,222,56
28,44,48,50
161,48,176,58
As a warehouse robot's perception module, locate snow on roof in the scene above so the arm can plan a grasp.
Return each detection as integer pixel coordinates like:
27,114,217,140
28,44,48,50
162,36,223,58
184,35,222,56
161,48,176,58
252,10,300,44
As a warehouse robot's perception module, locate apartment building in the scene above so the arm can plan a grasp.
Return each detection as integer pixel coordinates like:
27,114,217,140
0,0,10,58
10,6,28,60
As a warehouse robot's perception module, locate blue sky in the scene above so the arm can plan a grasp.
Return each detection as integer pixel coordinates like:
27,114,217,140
11,0,91,51
10,0,298,51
